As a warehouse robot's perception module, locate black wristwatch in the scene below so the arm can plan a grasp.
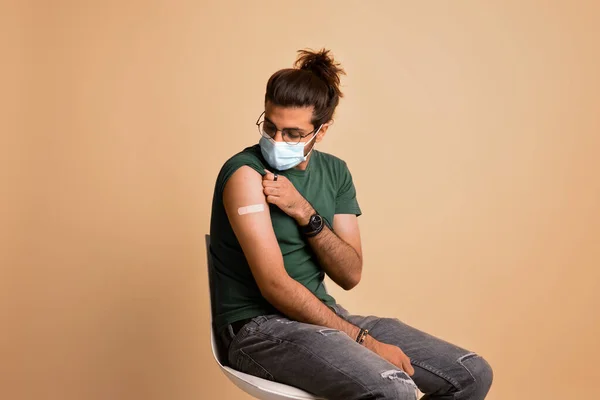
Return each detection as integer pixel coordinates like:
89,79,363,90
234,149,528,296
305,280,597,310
301,214,324,237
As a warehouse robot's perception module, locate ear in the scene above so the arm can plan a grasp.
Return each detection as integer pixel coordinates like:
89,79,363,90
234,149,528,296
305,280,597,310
315,120,332,143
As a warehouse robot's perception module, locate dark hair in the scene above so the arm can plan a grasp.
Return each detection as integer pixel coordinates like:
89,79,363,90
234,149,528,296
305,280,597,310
265,48,345,127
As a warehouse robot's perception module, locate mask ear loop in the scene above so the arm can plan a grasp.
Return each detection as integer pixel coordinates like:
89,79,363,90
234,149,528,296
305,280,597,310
302,124,323,160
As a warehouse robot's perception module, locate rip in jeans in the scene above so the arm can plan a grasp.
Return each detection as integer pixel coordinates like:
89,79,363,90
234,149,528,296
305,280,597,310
381,369,418,391
317,329,338,336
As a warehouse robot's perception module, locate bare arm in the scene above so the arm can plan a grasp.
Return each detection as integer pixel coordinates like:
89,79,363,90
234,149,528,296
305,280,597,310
304,213,363,290
223,166,361,340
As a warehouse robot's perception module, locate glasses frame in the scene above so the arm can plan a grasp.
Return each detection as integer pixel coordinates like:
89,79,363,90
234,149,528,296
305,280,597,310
256,111,321,145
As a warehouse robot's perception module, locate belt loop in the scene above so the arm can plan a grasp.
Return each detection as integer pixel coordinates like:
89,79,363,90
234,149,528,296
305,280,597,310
227,324,236,340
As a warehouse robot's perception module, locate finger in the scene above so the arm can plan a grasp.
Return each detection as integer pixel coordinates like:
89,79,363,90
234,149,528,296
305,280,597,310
403,358,415,376
263,169,275,181
266,195,278,204
263,187,279,196
394,360,406,372
262,180,280,187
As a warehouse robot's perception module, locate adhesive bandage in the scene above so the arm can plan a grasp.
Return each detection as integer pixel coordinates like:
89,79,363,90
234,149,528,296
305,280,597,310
238,204,265,215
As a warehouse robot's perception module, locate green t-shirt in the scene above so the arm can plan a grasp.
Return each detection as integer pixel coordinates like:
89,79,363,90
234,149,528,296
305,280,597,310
209,144,362,332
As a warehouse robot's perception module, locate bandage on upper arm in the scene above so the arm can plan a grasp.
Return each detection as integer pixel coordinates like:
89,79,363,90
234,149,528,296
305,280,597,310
223,166,269,224
238,204,265,215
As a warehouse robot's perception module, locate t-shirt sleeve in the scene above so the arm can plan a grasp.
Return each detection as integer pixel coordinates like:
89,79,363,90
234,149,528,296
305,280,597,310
335,161,362,216
216,151,266,195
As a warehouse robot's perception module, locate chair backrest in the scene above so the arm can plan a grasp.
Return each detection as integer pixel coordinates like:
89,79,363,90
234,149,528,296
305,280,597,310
205,234,227,366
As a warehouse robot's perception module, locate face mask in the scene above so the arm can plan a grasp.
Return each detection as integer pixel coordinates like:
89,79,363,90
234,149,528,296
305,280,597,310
259,129,320,171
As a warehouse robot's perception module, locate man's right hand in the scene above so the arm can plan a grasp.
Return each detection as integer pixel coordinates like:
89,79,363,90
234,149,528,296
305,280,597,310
365,336,415,376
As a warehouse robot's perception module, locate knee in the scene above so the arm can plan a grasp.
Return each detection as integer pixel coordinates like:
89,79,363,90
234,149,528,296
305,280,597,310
472,356,494,395
458,354,493,400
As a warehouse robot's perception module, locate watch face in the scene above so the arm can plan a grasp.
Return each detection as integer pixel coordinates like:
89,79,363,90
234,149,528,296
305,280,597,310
310,214,323,229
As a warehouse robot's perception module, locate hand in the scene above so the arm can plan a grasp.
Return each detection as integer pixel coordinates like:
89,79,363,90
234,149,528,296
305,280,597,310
262,169,313,224
365,336,415,376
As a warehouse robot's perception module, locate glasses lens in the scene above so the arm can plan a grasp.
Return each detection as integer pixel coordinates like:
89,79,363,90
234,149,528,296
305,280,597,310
283,131,304,145
264,121,279,138
258,121,273,139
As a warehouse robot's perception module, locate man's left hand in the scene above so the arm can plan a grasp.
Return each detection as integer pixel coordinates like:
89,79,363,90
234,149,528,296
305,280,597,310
263,169,313,225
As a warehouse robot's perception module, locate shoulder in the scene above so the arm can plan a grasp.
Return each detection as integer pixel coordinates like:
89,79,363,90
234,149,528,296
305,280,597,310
313,150,353,182
217,144,266,193
313,149,349,170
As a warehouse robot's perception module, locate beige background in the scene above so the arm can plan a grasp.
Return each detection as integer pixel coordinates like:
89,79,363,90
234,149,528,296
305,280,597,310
2,1,599,399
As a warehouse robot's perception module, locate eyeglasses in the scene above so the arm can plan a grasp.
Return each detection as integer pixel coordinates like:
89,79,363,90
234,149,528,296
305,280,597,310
256,111,321,145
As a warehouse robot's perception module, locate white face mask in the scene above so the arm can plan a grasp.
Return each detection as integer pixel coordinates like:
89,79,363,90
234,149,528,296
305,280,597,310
259,128,321,171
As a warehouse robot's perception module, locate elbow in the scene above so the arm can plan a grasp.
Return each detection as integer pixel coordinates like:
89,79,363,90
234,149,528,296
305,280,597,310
259,282,278,303
341,269,362,291
259,275,290,304
341,255,363,291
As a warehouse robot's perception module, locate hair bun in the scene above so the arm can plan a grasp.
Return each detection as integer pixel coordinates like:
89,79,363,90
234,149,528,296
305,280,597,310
295,48,345,100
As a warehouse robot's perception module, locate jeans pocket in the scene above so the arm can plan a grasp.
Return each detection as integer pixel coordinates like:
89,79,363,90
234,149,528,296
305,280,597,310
236,349,275,381
230,324,281,381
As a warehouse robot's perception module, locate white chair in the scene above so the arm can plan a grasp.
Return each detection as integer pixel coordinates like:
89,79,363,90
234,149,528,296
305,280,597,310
205,235,324,400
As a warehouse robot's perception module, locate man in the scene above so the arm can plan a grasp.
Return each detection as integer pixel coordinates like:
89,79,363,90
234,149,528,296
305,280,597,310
209,49,493,399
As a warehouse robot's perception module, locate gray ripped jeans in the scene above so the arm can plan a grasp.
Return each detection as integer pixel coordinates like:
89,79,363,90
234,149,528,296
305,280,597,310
218,304,493,400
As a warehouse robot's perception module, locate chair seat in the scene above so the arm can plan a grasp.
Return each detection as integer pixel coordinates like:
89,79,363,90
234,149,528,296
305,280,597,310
220,365,325,400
